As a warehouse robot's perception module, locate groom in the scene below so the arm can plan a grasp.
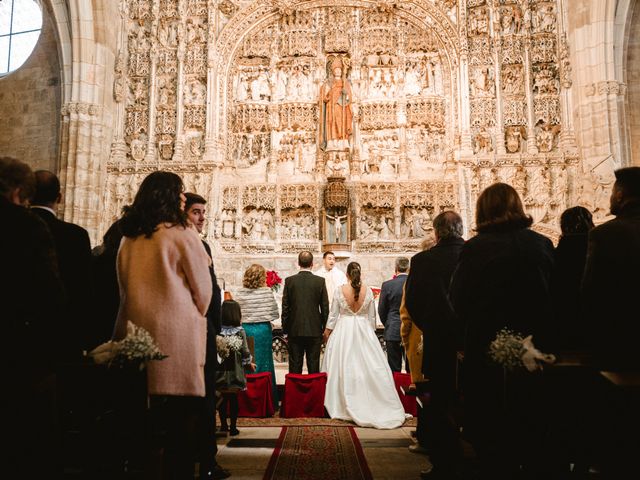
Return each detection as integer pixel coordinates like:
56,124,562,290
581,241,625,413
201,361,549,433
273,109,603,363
281,251,330,374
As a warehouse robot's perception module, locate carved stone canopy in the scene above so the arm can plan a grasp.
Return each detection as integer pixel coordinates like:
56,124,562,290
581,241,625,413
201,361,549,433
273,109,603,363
324,177,350,209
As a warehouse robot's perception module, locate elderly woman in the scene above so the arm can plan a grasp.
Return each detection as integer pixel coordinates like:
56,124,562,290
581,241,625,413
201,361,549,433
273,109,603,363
450,183,554,479
233,264,280,405
114,171,212,479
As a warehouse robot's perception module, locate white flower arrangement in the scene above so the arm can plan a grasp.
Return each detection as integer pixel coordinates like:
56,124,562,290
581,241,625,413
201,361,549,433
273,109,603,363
90,322,168,369
488,328,526,371
216,334,244,361
489,327,556,372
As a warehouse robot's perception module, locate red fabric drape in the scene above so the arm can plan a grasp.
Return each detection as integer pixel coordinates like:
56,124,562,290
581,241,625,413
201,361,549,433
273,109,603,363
280,373,328,418
393,372,418,417
237,372,275,418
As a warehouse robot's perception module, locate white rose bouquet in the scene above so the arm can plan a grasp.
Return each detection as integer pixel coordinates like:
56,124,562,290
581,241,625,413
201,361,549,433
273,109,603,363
216,334,244,361
488,328,526,371
489,327,556,372
89,322,168,369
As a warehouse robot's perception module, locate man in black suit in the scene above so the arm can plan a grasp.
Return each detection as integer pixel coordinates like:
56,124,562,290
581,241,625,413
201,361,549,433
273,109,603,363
378,257,410,372
1,158,65,477
404,211,465,479
184,192,229,480
583,166,640,371
582,167,640,479
281,251,330,374
31,170,92,361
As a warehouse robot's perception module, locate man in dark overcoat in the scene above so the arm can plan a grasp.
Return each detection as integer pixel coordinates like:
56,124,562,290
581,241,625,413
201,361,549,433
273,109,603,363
404,211,465,479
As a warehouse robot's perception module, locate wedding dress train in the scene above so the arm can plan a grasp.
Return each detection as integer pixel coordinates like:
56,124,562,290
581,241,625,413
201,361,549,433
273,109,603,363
321,287,407,429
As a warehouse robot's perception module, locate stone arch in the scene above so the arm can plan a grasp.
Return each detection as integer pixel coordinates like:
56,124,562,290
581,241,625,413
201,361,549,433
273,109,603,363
621,0,640,165
45,0,120,241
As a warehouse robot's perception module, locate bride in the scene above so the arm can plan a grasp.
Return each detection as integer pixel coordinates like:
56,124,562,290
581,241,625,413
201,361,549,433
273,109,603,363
321,262,407,429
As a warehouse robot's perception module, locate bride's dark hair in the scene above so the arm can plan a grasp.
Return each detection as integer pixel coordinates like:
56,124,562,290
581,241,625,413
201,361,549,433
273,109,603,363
346,262,362,301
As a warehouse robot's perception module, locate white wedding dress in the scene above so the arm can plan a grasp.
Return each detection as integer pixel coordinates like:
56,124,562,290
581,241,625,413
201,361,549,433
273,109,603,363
321,287,407,429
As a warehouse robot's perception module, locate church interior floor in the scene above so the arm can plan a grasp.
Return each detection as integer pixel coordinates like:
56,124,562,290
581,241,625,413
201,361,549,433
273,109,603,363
214,361,428,478
215,425,428,479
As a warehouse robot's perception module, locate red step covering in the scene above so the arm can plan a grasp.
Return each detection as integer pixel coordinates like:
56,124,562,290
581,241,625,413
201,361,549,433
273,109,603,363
280,373,328,418
237,372,275,418
393,371,418,417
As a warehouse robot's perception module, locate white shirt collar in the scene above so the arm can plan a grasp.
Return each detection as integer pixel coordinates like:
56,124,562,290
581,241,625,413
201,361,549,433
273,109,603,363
31,205,57,217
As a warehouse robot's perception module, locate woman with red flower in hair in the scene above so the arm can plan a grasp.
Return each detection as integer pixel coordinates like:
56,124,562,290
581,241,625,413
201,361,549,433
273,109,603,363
233,264,280,406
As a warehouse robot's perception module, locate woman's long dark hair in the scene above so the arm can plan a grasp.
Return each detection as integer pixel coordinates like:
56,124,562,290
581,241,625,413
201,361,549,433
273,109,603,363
346,262,362,301
119,171,187,238
221,300,242,327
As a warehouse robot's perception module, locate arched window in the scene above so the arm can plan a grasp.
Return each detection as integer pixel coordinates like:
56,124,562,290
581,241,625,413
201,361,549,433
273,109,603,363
0,0,43,75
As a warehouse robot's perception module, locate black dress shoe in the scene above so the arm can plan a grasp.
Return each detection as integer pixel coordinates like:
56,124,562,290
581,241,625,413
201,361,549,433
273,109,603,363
202,464,231,479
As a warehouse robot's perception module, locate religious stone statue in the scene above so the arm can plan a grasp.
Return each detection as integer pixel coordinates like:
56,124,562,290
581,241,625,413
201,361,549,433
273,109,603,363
326,211,348,243
320,57,353,151
326,151,349,177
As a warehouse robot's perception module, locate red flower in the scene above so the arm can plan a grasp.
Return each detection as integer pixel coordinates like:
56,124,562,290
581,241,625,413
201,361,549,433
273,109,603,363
266,270,282,292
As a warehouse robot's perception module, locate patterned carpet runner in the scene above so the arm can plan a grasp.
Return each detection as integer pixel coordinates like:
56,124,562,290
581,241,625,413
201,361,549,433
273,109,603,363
235,412,416,427
263,426,373,480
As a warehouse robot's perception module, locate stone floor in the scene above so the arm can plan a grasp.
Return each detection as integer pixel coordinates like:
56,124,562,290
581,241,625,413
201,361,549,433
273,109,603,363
215,425,429,479
219,362,428,479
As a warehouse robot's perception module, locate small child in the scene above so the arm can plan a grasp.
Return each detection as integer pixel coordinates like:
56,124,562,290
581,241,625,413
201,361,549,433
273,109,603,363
217,300,255,436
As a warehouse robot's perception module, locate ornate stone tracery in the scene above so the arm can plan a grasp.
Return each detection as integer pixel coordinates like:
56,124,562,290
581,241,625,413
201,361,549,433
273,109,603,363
103,0,583,284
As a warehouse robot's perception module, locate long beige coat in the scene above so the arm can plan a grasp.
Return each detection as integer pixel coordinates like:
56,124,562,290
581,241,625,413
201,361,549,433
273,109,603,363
400,283,424,384
115,224,212,396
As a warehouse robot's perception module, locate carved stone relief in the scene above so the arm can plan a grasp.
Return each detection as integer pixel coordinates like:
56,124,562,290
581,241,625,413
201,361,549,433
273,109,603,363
104,0,581,266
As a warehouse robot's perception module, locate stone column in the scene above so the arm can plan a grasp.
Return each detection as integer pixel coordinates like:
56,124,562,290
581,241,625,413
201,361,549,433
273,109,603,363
458,1,473,156
523,37,538,154
145,52,159,162
394,187,401,238
172,23,187,161
491,10,506,155
274,183,282,248
109,3,129,166
397,101,408,177
203,2,222,167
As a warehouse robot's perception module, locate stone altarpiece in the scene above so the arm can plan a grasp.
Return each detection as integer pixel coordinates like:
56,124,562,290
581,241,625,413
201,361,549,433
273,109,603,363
103,0,605,285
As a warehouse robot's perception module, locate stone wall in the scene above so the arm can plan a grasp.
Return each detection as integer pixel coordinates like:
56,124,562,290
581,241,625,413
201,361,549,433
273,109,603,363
0,4,61,173
627,2,640,165
215,254,406,294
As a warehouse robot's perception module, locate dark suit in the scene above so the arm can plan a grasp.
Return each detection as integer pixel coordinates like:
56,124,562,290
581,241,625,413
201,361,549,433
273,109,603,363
199,241,222,477
2,198,65,477
404,236,464,472
378,273,408,372
90,247,120,350
581,202,640,480
582,203,640,371
32,207,92,361
281,270,329,373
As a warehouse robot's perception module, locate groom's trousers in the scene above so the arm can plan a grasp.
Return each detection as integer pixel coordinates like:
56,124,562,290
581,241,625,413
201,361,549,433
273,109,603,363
288,336,323,373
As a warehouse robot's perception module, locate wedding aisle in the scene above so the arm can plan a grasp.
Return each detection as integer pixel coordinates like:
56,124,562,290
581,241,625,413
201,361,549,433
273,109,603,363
214,423,427,479
263,426,372,479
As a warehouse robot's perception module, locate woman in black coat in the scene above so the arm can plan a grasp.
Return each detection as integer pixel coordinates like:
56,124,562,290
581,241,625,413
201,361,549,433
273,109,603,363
551,206,594,351
450,183,554,479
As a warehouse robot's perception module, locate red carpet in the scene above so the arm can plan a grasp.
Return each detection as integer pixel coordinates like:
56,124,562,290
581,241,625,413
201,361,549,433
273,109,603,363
234,411,417,427
263,426,373,480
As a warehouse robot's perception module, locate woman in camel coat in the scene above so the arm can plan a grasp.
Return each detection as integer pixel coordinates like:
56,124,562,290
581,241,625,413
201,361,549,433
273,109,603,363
400,283,423,385
114,171,212,479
